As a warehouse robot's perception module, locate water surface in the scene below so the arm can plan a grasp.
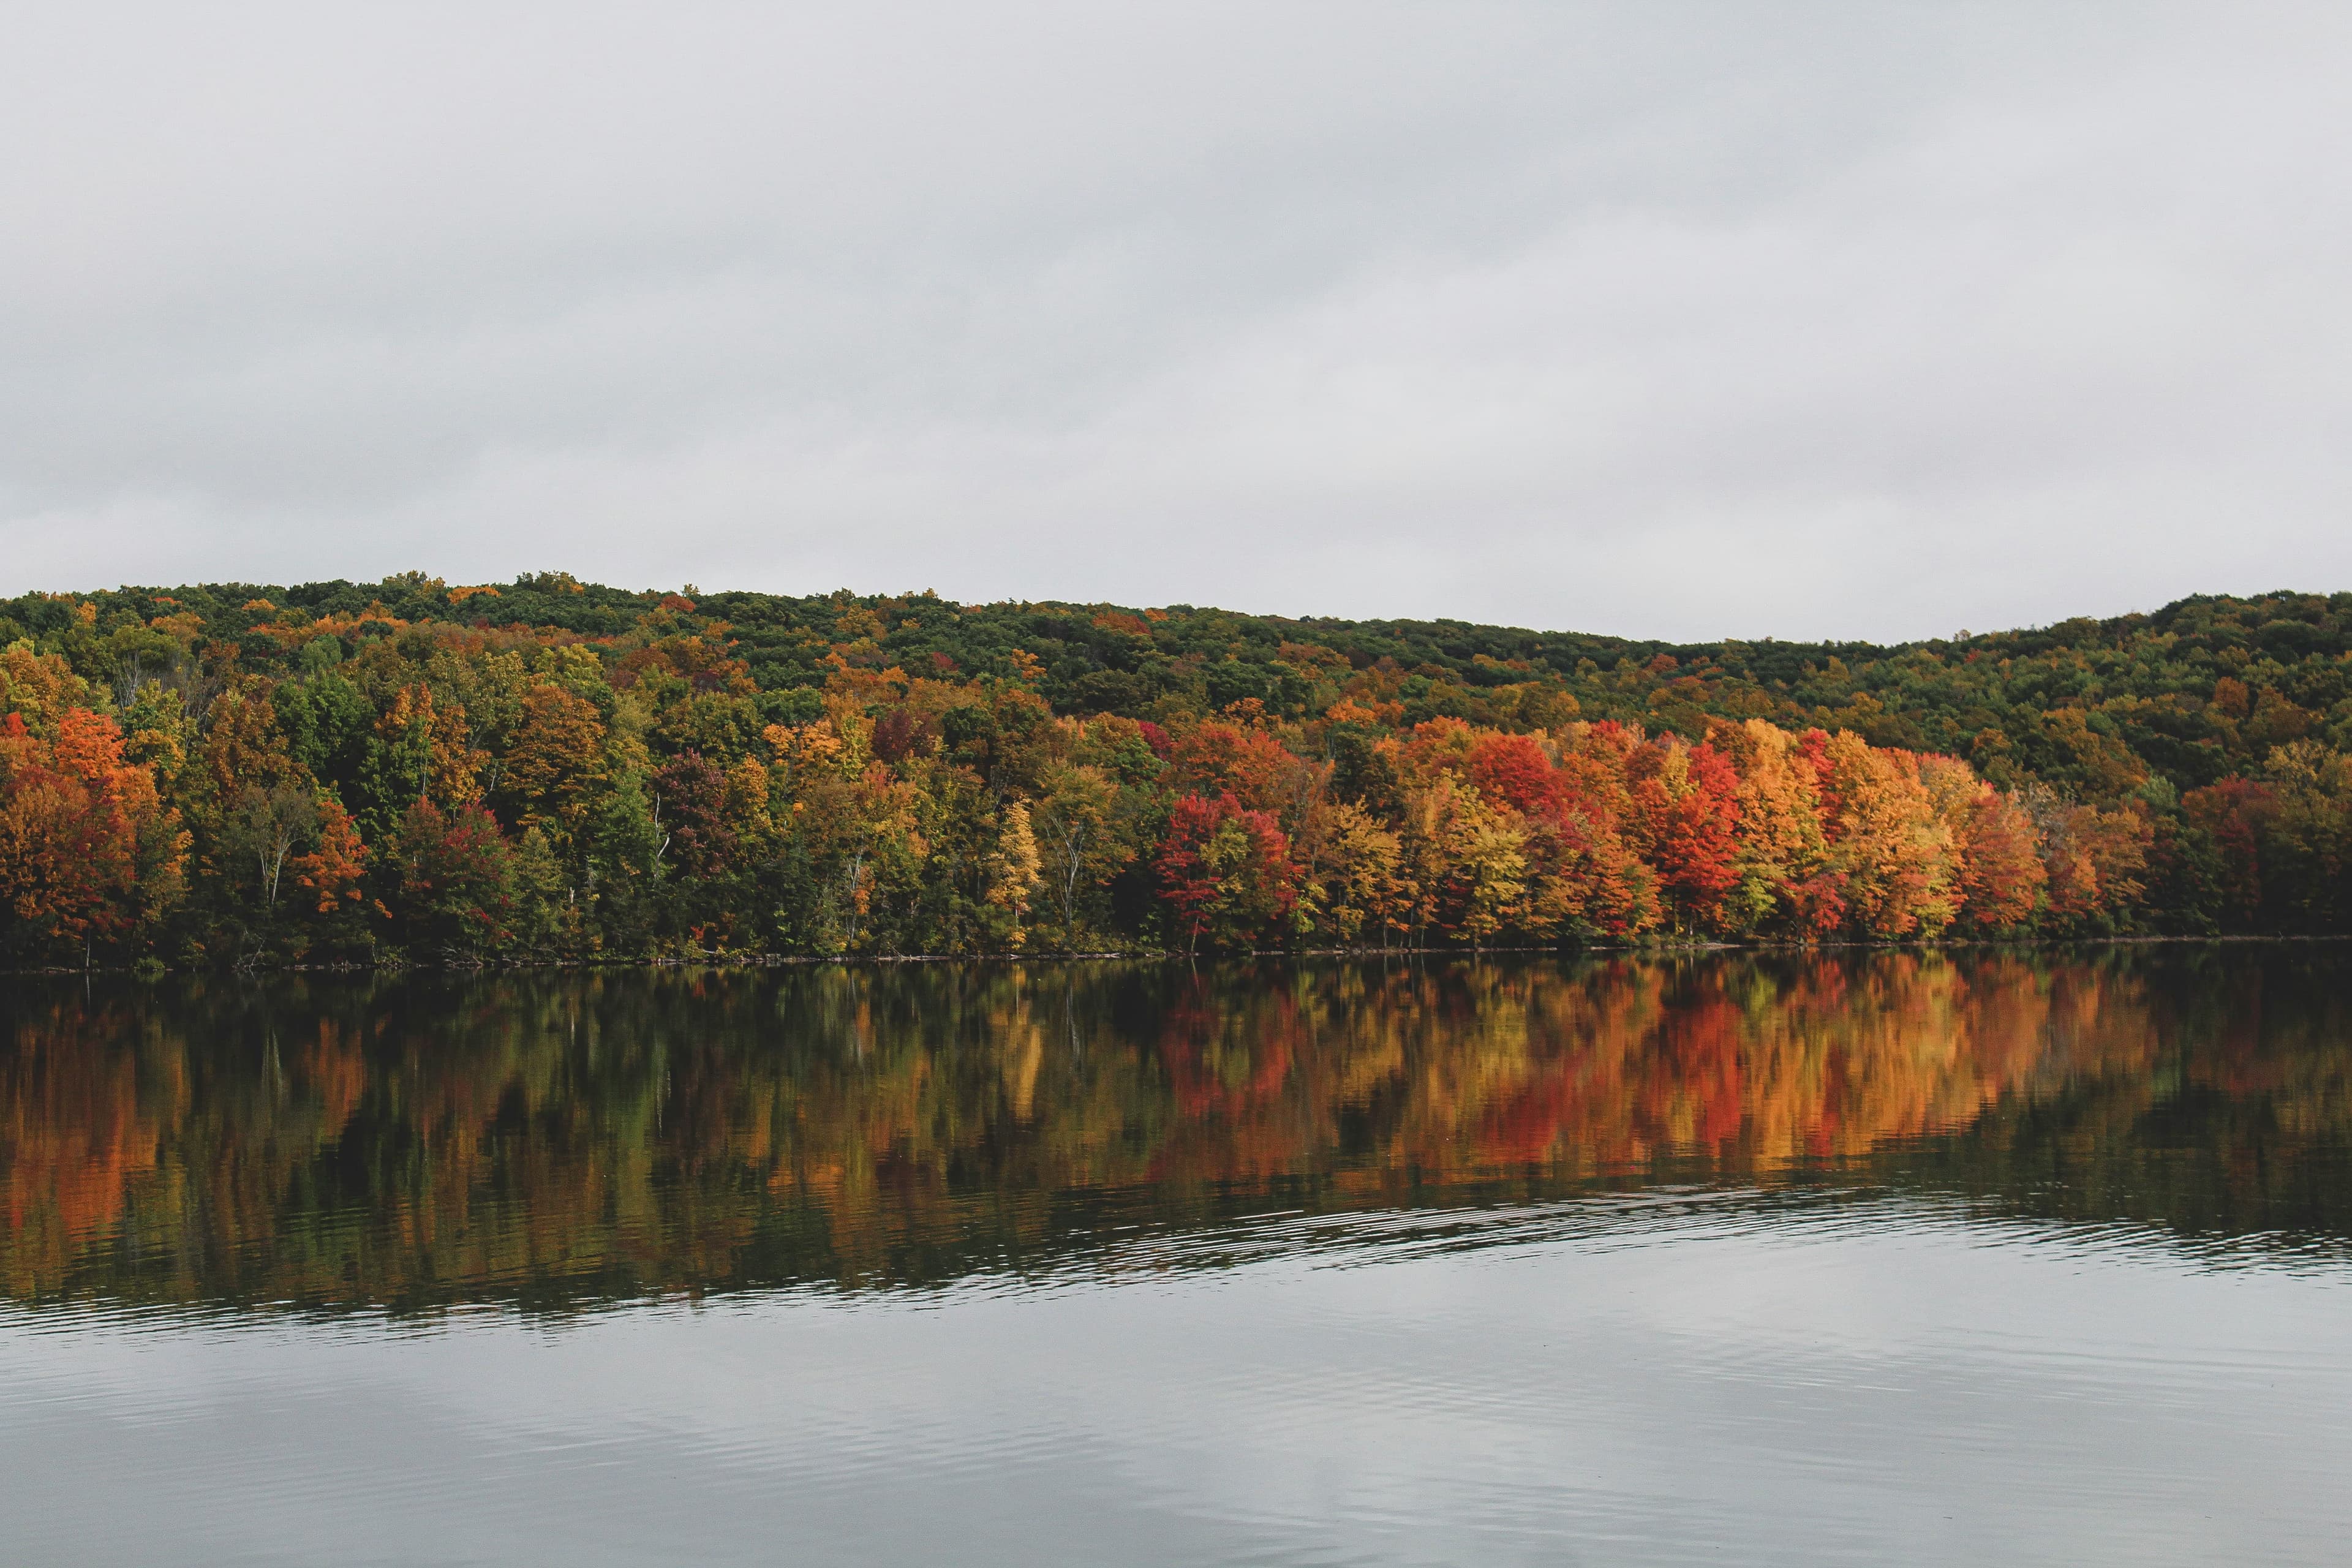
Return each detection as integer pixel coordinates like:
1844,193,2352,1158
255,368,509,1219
4,948,2350,1564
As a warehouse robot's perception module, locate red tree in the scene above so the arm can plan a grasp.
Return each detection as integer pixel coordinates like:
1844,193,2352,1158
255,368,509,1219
1155,792,1300,951
1626,739,1742,931
1468,733,1566,818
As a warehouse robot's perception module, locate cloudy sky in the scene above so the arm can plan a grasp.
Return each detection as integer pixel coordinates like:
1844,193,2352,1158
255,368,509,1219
4,3,2348,641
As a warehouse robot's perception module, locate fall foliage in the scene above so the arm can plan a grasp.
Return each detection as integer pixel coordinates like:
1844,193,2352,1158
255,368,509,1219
0,575,2348,965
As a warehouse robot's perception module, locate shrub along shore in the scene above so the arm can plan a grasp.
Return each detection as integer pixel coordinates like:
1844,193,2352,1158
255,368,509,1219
2,575,2347,969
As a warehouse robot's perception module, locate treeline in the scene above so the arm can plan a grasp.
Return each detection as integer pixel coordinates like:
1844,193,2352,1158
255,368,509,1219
1,574,2347,967
6,952,2345,1308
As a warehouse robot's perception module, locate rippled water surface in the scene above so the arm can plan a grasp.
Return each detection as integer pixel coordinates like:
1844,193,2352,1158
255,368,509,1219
5,948,2351,1564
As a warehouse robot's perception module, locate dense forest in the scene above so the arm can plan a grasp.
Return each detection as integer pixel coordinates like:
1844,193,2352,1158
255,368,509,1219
1,573,2347,968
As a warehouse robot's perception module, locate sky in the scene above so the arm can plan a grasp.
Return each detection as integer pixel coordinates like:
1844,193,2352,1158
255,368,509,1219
4,2,2348,643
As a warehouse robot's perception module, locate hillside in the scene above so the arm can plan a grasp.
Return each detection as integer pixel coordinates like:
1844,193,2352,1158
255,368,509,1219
1,575,2346,964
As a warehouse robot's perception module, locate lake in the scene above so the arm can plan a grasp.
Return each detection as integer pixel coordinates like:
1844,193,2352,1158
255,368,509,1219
4,947,2350,1565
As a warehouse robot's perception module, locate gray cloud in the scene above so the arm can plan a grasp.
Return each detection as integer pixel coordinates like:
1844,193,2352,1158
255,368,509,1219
4,2,2348,640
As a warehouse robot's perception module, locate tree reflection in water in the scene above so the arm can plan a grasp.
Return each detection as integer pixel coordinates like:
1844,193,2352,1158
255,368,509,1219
4,946,2349,1313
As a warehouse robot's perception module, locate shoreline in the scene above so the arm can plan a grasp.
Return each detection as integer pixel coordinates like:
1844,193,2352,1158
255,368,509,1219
10,930,2350,978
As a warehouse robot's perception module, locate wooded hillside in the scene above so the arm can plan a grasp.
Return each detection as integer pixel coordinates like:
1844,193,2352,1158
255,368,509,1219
2,575,2346,965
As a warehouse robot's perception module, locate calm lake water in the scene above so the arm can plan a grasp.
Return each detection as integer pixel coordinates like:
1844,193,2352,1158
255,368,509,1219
4,947,2351,1565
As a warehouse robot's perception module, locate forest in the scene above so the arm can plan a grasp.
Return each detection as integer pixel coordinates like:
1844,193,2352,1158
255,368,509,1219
1,573,2347,968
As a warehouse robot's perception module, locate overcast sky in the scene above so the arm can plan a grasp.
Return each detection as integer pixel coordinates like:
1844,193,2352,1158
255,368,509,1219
4,3,2348,642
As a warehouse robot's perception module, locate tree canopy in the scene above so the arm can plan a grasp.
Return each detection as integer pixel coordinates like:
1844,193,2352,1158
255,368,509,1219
2,575,2346,966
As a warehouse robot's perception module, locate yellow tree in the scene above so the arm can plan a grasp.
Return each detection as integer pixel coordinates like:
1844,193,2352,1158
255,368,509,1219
1806,730,1959,939
984,801,1044,948
379,684,487,810
1708,718,1833,935
1313,799,1412,945
1444,790,1530,946
498,682,609,848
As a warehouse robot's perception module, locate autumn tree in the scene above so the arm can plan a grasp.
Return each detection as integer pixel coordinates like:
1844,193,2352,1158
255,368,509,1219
1156,793,1301,952
1312,800,1412,945
497,681,609,849
1707,718,1834,936
1466,731,1566,818
984,800,1044,948
0,710,187,960
1028,762,1137,941
1435,787,1530,946
1624,736,1742,934
2016,784,2150,930
292,799,368,919
387,799,518,961
2183,777,2275,928
1804,729,1959,939
1166,720,1299,816
1916,756,2046,933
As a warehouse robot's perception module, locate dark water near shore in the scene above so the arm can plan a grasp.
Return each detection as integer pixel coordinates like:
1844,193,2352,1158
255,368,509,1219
5,947,2351,1564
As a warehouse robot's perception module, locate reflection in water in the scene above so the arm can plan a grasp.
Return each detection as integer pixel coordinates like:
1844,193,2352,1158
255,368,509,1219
6,946,2349,1313
10,948,2352,1568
